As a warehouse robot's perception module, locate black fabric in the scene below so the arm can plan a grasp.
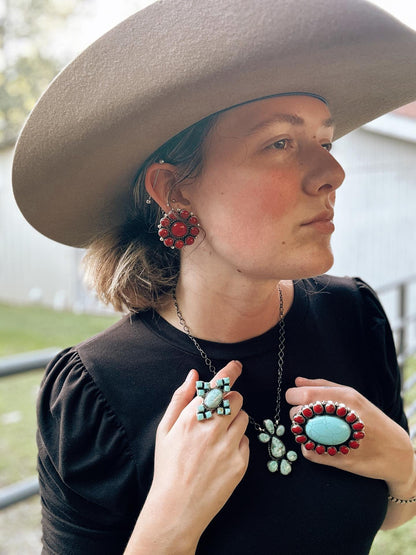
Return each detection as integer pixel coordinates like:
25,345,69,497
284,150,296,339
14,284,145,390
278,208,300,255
37,275,408,554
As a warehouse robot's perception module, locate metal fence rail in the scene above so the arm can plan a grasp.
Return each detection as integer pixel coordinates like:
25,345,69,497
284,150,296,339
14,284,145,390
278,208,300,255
1,277,416,510
0,348,61,378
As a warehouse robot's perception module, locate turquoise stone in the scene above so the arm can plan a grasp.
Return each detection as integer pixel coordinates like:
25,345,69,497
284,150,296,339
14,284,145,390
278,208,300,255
276,424,285,437
267,460,278,473
270,436,286,458
280,459,292,475
204,388,223,409
264,419,275,435
305,415,351,445
287,450,298,462
258,433,270,443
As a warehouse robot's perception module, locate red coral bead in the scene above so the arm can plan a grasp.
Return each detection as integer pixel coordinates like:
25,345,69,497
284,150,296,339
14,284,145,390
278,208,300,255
294,414,305,424
158,228,169,238
315,445,326,455
164,238,174,247
291,425,303,434
160,217,170,227
327,446,337,456
353,431,365,440
325,402,335,414
180,210,190,219
295,435,307,444
313,402,324,414
174,240,184,249
336,405,347,417
346,411,357,423
352,421,364,431
171,222,188,237
168,211,177,220
305,441,315,450
349,440,360,449
190,226,200,236
185,236,195,245
339,445,350,455
189,216,198,225
302,407,313,418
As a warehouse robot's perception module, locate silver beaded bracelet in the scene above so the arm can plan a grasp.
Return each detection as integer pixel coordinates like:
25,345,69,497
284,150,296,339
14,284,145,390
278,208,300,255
388,494,416,504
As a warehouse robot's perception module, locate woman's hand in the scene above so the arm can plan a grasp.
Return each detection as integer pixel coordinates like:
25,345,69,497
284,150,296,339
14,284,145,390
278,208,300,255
125,360,249,554
285,377,415,492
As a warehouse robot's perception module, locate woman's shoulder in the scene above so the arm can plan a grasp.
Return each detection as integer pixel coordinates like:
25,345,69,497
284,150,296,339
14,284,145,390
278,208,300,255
38,312,191,469
37,347,140,503
38,347,135,458
300,274,383,314
302,274,376,295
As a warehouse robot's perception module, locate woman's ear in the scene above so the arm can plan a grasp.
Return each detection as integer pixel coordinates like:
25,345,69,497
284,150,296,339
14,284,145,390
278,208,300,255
144,161,178,212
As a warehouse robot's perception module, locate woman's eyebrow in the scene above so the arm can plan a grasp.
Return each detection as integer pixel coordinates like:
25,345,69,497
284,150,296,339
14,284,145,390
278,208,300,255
245,113,335,136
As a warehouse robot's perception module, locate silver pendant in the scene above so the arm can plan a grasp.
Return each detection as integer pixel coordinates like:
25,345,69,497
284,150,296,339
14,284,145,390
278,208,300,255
258,419,298,474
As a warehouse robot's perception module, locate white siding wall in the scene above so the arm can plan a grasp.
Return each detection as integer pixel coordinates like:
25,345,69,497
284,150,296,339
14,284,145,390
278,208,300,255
331,124,416,289
0,149,91,311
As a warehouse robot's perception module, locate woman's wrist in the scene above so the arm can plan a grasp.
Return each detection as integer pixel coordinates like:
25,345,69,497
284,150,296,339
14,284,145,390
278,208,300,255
125,487,201,555
386,451,416,500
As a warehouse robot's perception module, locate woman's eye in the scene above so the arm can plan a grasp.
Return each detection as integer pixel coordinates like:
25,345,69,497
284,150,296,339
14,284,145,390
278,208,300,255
270,139,290,150
322,143,332,152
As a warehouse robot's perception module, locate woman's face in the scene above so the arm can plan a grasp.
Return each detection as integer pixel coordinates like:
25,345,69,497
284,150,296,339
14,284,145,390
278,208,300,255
183,95,345,281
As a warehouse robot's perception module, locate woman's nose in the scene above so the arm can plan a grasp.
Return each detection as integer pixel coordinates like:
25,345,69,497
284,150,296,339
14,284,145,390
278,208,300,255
302,145,345,196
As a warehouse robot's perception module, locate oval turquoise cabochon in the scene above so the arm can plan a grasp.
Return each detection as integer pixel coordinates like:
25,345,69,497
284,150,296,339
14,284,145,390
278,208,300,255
305,415,351,446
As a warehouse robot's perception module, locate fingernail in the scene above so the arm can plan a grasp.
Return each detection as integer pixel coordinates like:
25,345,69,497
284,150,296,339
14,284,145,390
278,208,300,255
233,360,242,368
185,369,195,382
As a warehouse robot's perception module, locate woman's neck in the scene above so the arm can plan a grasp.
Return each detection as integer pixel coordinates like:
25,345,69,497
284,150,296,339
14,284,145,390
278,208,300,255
158,268,294,343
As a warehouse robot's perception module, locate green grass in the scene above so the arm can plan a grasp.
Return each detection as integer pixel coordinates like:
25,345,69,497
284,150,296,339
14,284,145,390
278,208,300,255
0,302,120,356
0,302,415,552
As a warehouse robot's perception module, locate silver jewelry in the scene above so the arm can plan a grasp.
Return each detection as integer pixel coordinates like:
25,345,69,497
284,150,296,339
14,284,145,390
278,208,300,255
387,494,416,504
173,285,298,475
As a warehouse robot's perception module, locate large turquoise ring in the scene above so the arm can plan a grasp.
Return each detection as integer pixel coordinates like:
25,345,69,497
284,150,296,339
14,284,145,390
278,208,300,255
291,401,365,455
196,377,231,421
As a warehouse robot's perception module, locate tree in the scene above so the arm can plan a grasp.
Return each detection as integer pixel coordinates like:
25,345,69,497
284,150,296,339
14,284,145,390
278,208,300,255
0,0,88,147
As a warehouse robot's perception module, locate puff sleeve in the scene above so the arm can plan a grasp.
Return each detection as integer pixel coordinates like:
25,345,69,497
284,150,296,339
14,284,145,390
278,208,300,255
37,348,139,554
355,278,408,431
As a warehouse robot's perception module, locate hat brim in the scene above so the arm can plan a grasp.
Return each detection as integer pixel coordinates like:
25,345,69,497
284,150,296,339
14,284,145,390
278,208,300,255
12,0,416,247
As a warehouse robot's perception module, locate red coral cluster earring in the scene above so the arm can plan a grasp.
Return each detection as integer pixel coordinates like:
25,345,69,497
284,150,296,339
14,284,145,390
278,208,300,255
158,208,200,249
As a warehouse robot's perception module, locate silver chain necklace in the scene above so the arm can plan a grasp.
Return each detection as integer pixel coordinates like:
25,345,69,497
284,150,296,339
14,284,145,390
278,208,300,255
173,285,298,475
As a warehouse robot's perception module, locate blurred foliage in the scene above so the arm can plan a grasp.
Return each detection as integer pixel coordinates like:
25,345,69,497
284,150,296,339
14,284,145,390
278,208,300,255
0,0,87,147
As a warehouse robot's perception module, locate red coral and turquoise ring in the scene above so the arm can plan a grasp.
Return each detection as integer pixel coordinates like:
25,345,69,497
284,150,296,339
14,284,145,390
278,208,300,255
290,401,365,455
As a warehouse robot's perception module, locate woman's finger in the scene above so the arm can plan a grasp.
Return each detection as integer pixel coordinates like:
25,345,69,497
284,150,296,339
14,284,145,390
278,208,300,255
209,359,243,389
158,369,199,433
295,376,342,388
285,384,357,408
159,360,243,434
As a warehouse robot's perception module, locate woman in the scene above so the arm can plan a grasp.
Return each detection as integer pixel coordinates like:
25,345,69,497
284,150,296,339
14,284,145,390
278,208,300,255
12,0,416,553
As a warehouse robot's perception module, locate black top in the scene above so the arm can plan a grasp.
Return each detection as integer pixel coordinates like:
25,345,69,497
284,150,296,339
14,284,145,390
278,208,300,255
37,276,408,554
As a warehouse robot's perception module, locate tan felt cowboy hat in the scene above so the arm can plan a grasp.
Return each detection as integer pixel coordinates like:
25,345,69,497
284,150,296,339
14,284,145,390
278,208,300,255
12,0,416,248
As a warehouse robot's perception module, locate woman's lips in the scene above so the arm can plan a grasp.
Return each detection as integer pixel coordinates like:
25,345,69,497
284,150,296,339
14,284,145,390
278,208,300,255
301,211,335,234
